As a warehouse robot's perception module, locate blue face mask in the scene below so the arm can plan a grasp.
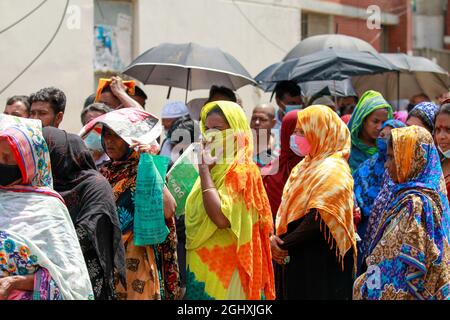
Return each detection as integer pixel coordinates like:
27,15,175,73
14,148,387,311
377,137,388,153
285,105,302,113
83,131,103,152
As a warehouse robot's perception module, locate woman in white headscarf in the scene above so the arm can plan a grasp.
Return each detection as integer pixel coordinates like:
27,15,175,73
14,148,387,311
0,115,93,300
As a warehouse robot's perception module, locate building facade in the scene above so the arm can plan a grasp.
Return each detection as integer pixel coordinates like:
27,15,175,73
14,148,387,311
0,0,446,133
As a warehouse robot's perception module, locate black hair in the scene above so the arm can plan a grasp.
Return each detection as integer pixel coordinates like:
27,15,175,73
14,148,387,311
208,85,237,103
81,103,112,125
83,93,96,109
100,85,147,101
6,95,31,112
413,93,430,101
274,81,301,100
436,103,450,120
133,86,148,100
407,93,431,112
101,85,113,94
30,87,66,114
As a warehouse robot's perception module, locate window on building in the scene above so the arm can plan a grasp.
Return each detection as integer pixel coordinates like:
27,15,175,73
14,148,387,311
301,11,332,39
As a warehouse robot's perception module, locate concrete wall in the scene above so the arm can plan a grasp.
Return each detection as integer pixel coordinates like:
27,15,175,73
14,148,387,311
0,0,301,133
1,0,415,134
0,0,94,134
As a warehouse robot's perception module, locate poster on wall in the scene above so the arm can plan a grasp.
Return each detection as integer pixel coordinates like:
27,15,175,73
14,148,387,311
94,13,132,73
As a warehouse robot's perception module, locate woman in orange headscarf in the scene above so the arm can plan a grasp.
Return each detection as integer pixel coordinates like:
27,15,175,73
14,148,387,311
271,105,357,300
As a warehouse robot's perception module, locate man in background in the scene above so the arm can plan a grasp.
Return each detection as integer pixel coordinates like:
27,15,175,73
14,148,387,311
273,81,303,130
30,87,66,128
4,95,30,118
250,103,277,168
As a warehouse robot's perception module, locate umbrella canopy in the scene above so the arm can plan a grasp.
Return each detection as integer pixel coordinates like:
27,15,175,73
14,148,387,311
254,58,302,91
300,79,357,98
352,53,449,101
283,34,377,61
255,49,397,86
258,78,356,98
122,42,256,91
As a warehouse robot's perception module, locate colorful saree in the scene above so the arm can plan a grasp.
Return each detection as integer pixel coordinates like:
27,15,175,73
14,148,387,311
353,126,450,300
184,101,275,300
95,108,180,300
0,115,93,300
348,90,393,171
353,120,406,274
1,231,61,300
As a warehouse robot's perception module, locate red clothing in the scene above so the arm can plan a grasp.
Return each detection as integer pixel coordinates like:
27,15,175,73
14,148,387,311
340,114,351,124
262,110,302,219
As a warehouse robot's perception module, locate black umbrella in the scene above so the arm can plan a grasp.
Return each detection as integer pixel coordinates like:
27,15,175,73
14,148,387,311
283,34,378,61
256,49,398,88
122,42,256,102
258,77,356,98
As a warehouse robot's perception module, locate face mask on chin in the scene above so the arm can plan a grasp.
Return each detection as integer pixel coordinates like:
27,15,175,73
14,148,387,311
438,145,450,159
0,163,22,186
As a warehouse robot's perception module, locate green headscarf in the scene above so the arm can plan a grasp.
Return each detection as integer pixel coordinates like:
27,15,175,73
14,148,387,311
348,90,393,171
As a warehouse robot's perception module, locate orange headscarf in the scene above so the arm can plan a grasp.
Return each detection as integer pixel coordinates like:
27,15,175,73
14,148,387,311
276,105,356,267
94,78,135,102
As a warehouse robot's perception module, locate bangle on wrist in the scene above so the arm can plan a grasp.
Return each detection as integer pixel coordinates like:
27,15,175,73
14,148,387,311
202,187,216,194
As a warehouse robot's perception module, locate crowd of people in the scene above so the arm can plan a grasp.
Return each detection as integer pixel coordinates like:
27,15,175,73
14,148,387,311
1,75,449,300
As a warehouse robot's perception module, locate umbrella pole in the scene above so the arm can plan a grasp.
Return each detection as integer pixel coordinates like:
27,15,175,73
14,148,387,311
167,86,172,99
185,68,191,104
333,80,338,110
397,71,400,111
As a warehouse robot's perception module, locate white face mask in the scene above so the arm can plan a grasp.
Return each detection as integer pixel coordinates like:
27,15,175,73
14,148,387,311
438,145,450,159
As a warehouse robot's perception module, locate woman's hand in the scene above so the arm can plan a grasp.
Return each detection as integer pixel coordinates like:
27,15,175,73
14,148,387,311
130,139,153,154
109,76,143,110
270,235,289,265
110,76,128,99
0,277,13,300
198,138,216,172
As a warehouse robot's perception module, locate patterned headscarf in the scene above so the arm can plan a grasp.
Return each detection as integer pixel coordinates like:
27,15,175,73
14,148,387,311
348,90,393,171
353,119,406,219
357,126,450,300
408,102,439,133
0,121,61,200
276,105,356,268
